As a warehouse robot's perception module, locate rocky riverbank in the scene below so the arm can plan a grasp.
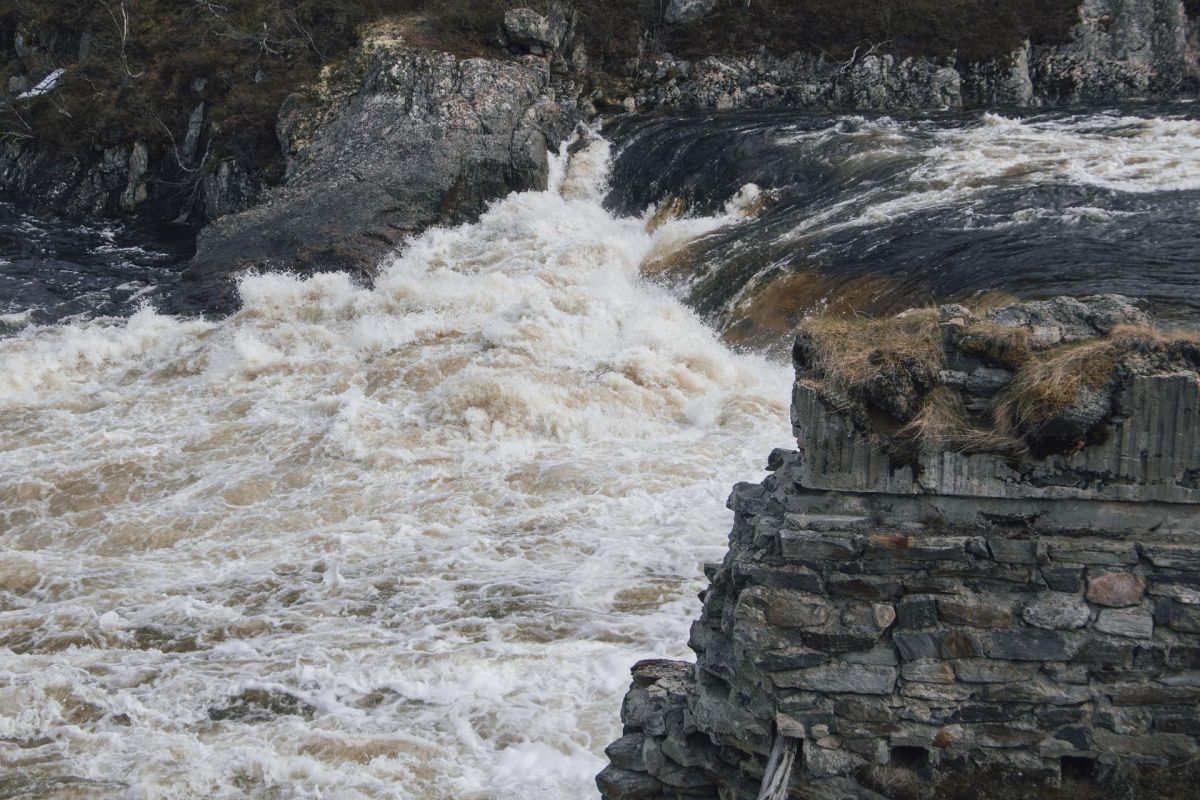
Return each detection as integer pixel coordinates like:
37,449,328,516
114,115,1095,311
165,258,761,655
597,296,1200,799
2,2,1198,313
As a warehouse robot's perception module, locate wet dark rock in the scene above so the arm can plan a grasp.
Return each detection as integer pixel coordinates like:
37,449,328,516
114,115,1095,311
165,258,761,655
605,734,649,772
595,765,664,799
208,688,316,722
173,45,580,314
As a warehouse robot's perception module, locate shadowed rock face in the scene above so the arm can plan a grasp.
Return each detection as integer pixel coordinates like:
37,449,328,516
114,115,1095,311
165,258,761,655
598,298,1200,799
169,47,580,314
627,0,1196,112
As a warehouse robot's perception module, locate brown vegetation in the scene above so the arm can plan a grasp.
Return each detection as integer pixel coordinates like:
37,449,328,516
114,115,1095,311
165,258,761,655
793,310,943,418
424,0,1084,63
994,325,1200,436
1,0,391,160
659,0,1082,63
795,308,1200,458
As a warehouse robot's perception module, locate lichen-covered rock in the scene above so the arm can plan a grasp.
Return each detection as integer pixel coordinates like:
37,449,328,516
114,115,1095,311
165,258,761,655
984,294,1150,344
504,8,554,49
1030,0,1192,105
629,0,1194,113
173,45,580,314
664,0,718,25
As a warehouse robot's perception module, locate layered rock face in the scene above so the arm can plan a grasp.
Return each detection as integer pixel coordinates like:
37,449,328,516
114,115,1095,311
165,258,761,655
628,0,1196,111
598,299,1200,799
0,103,260,226
170,42,581,313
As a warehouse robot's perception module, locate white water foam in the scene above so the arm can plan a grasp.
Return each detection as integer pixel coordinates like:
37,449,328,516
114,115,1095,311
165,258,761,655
782,111,1200,242
0,140,791,798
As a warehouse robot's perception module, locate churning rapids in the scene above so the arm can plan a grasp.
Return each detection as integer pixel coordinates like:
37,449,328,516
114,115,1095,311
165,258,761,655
1,106,1199,799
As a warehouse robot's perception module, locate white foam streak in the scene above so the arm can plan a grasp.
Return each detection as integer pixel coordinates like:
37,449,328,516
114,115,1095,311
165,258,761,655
0,138,791,798
782,111,1200,242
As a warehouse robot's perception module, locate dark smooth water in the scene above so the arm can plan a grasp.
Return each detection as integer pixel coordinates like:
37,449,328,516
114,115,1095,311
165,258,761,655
605,103,1200,345
0,200,193,329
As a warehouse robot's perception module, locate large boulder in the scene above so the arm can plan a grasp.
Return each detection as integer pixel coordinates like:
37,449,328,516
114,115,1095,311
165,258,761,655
1030,0,1192,103
664,0,717,25
171,45,579,314
504,8,554,49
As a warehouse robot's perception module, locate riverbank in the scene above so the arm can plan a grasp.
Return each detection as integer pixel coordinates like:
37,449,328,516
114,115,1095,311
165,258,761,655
1,1,1197,298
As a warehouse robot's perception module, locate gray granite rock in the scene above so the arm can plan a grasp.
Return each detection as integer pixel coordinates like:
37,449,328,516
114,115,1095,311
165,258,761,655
1095,608,1155,639
1021,594,1092,630
176,46,578,313
663,0,717,25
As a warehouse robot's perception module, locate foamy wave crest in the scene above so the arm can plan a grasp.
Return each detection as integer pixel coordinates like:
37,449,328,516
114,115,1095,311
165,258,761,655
779,111,1200,243
0,137,791,798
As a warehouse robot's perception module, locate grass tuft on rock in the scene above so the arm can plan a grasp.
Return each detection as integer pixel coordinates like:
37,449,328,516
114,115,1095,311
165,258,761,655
994,325,1200,438
793,310,943,422
794,302,1200,458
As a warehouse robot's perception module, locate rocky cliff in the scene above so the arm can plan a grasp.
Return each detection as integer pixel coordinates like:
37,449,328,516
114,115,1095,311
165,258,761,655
626,0,1196,111
597,297,1200,799
170,35,583,313
1,2,1198,313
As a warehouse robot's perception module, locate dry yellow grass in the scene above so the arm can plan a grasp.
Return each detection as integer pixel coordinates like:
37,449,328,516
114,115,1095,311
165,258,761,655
898,387,1025,456
795,310,942,411
995,325,1200,435
954,321,1036,370
795,311,1199,456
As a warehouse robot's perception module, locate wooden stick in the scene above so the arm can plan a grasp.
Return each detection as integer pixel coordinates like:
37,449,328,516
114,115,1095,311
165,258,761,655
757,735,798,800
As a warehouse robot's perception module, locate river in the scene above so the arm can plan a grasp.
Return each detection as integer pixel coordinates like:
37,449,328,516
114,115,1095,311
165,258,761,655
1,105,1198,799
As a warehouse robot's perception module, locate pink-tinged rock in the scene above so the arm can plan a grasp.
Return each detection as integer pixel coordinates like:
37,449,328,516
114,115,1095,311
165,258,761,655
1087,572,1146,608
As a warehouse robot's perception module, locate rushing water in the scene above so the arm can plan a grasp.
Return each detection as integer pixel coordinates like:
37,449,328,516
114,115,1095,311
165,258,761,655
606,103,1200,347
0,141,792,799
0,202,192,330
1,106,1199,799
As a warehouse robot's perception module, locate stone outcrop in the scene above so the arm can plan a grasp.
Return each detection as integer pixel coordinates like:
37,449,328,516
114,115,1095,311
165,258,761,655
1030,0,1192,104
0,125,260,227
665,0,719,26
627,0,1197,111
169,42,582,313
626,52,965,112
0,41,262,228
598,299,1200,798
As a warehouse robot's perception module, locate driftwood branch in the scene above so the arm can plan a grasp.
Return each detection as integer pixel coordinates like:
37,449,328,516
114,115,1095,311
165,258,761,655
757,735,798,800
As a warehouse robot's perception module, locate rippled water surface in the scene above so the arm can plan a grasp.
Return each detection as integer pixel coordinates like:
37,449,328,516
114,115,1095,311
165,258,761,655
606,103,1200,346
0,202,192,329
2,105,1198,799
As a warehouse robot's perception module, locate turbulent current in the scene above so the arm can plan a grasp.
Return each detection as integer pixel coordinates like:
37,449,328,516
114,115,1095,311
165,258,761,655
2,106,1199,799
0,140,792,799
607,103,1200,346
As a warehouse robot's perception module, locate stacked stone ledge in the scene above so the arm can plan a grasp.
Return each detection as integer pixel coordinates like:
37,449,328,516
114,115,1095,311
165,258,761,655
598,300,1200,799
